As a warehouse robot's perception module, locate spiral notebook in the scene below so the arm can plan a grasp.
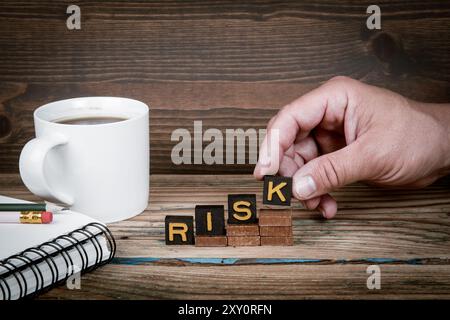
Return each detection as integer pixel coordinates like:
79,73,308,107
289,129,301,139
0,195,116,300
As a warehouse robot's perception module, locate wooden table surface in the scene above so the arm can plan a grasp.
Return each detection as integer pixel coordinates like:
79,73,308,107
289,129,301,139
1,173,450,299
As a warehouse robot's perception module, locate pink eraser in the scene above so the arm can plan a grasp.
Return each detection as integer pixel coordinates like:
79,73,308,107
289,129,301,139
41,211,53,224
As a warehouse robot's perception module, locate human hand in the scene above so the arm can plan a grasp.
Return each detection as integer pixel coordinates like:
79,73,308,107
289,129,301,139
254,76,450,219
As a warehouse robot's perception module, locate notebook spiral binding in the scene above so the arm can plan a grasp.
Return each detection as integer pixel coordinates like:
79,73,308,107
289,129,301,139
0,222,116,300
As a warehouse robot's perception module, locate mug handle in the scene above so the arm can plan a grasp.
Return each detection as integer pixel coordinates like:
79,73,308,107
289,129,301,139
19,134,74,206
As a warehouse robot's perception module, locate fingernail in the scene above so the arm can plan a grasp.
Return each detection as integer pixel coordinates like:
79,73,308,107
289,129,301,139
258,154,271,167
257,149,278,176
318,206,327,219
295,175,317,199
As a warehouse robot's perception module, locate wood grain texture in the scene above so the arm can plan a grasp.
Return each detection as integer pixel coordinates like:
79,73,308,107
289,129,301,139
260,236,293,246
195,236,228,247
38,264,450,300
227,236,261,247
1,173,450,299
260,226,292,237
226,224,260,236
1,1,450,174
259,209,292,226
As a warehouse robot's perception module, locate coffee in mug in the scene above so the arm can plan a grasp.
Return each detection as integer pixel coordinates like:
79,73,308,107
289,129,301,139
19,97,149,223
54,116,128,125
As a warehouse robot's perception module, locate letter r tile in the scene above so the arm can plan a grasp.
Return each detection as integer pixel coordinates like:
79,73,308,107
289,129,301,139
165,215,195,245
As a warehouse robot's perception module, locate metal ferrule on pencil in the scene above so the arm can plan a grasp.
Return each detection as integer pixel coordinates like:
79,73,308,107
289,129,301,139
19,211,48,224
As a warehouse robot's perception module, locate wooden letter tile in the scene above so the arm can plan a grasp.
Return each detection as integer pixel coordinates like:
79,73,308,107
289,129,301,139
165,215,194,245
260,226,293,237
258,209,292,226
260,237,293,246
262,175,292,206
227,236,261,247
227,194,257,224
226,224,260,236
195,205,225,236
195,236,228,247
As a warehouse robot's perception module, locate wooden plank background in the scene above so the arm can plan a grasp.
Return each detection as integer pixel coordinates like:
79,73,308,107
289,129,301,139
0,0,449,174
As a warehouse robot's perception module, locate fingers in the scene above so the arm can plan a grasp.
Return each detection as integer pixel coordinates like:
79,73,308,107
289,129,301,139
301,194,337,219
303,197,321,210
278,155,299,177
313,127,346,154
292,140,369,199
318,194,338,219
293,136,319,162
254,76,359,180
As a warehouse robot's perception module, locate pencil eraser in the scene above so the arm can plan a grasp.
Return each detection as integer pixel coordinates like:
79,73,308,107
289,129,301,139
41,211,53,224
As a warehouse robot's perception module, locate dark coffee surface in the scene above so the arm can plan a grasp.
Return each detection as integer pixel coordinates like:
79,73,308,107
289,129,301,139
55,116,128,125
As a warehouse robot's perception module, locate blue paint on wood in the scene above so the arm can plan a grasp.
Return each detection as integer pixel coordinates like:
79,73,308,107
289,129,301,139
253,258,323,264
363,258,423,265
363,258,399,264
111,257,428,266
405,259,423,265
179,258,239,264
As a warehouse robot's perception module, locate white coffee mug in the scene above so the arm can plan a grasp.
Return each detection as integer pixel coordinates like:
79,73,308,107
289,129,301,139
19,97,149,223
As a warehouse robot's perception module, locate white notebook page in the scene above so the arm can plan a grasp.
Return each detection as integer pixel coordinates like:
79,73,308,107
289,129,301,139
0,195,100,260
0,195,112,299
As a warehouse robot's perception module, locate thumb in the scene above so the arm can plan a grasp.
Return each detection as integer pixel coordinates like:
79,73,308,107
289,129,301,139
292,142,368,200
